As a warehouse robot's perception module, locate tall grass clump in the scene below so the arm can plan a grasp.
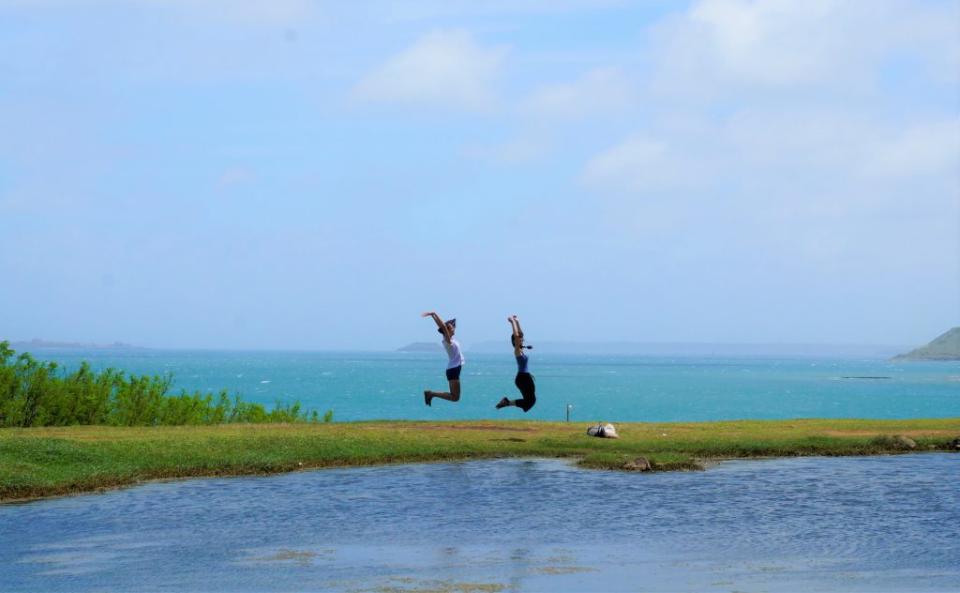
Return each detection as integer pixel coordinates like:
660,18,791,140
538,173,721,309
0,342,332,427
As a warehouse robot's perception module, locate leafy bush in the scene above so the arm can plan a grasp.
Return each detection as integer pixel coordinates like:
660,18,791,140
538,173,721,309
0,342,332,427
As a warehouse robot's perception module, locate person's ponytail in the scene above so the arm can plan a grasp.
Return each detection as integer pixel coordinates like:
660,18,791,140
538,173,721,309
510,334,533,349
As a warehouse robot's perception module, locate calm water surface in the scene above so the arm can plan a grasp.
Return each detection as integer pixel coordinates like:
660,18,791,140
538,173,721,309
2,454,958,592
25,349,960,421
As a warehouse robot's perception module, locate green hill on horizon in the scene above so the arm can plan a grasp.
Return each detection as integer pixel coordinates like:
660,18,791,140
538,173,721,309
893,327,960,361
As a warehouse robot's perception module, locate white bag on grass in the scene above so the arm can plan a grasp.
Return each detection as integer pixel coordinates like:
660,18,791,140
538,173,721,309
587,423,619,438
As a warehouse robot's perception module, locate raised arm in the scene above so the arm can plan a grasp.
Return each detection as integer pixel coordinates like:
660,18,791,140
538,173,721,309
511,315,524,336
509,315,522,356
422,311,452,342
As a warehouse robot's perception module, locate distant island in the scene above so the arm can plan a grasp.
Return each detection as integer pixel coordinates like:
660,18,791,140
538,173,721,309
397,342,443,353
892,328,960,361
7,338,143,350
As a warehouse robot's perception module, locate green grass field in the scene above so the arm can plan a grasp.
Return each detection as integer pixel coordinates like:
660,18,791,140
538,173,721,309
2,418,958,502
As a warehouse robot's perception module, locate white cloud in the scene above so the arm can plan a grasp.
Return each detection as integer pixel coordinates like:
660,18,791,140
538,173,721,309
586,110,960,194
582,115,959,273
354,30,508,111
582,135,676,192
685,0,845,84
580,110,960,260
721,112,960,188
651,0,960,91
859,118,960,179
522,67,635,118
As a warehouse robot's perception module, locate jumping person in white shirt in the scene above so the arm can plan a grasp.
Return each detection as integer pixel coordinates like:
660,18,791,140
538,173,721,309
421,311,464,406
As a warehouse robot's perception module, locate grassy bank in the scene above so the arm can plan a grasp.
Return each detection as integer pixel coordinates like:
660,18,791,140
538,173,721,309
2,418,958,502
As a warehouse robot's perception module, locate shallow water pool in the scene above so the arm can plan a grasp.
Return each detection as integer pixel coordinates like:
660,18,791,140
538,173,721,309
2,454,958,592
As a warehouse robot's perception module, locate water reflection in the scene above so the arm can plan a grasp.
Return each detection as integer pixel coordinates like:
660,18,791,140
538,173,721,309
1,454,958,592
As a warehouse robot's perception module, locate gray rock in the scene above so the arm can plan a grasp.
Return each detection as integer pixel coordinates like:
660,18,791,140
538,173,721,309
871,434,920,450
623,457,651,471
894,436,917,450
948,437,960,450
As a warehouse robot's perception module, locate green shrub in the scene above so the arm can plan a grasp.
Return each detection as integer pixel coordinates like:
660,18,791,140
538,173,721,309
0,341,321,427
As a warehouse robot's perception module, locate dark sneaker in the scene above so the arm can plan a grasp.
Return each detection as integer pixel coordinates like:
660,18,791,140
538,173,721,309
424,391,432,406
495,397,510,409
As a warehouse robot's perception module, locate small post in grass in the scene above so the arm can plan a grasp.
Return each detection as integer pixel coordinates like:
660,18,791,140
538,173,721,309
566,404,573,422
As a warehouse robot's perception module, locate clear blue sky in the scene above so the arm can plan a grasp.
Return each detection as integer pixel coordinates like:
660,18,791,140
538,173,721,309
1,0,958,349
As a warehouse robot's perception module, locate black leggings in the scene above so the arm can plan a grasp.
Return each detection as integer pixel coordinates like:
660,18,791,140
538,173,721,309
513,372,536,412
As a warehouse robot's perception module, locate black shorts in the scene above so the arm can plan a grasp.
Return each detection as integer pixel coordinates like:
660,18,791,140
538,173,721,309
446,365,462,381
514,372,536,412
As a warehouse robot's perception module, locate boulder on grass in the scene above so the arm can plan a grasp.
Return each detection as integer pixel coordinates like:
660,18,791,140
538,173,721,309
872,434,917,451
894,436,917,450
587,423,619,439
623,457,651,471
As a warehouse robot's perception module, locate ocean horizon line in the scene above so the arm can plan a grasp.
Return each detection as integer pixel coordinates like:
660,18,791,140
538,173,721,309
6,339,912,358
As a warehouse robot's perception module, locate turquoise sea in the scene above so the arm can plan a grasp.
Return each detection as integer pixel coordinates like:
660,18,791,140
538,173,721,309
25,349,960,422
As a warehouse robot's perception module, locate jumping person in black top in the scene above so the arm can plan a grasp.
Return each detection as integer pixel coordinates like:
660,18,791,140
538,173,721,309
496,315,536,412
